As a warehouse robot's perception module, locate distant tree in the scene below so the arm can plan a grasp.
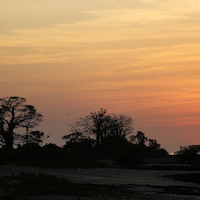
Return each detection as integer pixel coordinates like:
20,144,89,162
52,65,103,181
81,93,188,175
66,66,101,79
62,131,95,155
108,114,134,137
0,96,43,149
147,139,169,158
62,132,86,143
69,108,134,145
130,131,147,146
130,132,168,158
21,105,43,144
114,143,146,167
0,132,24,148
70,108,110,145
148,139,160,150
41,143,63,159
21,131,49,145
175,145,200,164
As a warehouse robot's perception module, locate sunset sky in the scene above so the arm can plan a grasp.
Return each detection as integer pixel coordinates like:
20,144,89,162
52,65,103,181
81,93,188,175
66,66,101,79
1,0,200,152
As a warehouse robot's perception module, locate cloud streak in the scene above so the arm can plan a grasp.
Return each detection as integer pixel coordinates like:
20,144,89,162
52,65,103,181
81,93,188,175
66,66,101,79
1,0,200,152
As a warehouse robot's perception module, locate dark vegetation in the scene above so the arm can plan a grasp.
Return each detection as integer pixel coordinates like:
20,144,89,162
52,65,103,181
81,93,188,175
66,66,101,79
0,172,145,200
1,96,200,199
174,145,200,169
0,96,200,169
0,96,170,169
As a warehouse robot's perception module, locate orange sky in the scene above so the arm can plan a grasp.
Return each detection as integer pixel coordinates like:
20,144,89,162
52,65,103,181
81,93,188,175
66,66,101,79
1,0,200,152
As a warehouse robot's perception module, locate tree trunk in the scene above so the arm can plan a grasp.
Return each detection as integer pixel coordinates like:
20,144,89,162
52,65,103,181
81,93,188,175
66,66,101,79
0,130,13,149
25,126,29,144
96,133,100,145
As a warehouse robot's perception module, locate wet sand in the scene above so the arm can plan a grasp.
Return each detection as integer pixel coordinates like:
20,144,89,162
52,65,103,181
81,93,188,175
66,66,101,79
1,165,200,200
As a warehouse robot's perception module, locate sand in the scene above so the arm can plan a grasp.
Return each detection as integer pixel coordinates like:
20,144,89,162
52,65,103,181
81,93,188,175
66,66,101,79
1,164,200,200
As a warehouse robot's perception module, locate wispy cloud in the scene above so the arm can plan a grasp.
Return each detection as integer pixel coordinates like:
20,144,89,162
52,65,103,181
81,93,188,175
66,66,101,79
1,0,200,148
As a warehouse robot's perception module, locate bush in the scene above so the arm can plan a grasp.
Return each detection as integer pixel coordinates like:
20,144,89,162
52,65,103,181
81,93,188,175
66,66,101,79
94,135,129,158
114,143,146,168
40,143,64,159
175,145,200,164
147,148,169,158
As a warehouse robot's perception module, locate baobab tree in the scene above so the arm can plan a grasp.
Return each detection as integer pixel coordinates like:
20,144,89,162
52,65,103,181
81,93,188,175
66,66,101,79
0,96,43,149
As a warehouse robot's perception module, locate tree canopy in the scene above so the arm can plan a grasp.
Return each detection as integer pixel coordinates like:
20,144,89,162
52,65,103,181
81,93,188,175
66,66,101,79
69,108,134,145
0,96,43,149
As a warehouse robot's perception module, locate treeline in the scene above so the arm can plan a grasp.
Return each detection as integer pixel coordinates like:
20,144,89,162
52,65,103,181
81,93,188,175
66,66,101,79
0,96,199,169
0,96,169,167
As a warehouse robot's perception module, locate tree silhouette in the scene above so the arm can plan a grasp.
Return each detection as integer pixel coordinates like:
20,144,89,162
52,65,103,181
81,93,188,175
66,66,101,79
130,131,147,146
0,96,43,149
69,108,134,145
21,105,43,144
109,114,134,137
148,139,160,150
70,108,110,145
62,132,95,155
175,145,200,164
22,131,49,145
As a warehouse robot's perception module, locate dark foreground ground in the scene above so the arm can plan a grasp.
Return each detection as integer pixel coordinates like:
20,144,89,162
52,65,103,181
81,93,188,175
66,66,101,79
0,165,200,200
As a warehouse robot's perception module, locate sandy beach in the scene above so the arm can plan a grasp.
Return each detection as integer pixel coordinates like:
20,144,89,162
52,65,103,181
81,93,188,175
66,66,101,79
0,165,200,200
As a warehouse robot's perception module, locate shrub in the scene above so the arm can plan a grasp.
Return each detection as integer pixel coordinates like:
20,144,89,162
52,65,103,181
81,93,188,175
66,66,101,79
175,145,200,164
114,143,146,168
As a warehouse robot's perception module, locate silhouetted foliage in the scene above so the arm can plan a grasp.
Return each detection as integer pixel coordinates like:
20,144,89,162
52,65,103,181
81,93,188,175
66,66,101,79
130,131,147,146
63,111,168,167
18,143,41,160
107,114,134,137
147,148,169,158
129,131,168,159
114,143,147,167
146,139,168,158
21,130,49,145
21,142,41,151
21,105,43,143
62,132,95,157
95,135,129,157
0,96,43,149
69,108,134,145
175,145,200,164
42,143,62,151
40,143,64,159
148,139,161,150
101,135,129,147
0,101,170,169
70,108,109,145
